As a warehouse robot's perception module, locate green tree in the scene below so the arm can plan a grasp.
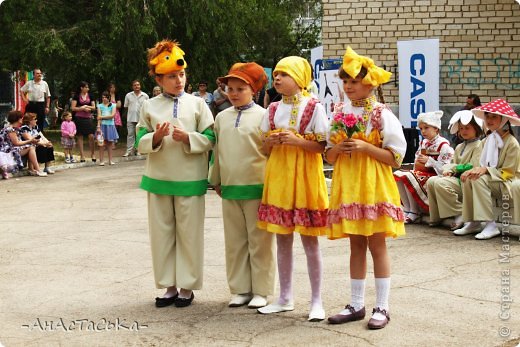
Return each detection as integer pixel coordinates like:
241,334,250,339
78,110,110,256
0,0,321,98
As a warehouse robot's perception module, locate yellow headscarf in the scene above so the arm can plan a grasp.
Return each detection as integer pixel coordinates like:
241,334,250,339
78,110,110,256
342,46,391,86
273,56,311,96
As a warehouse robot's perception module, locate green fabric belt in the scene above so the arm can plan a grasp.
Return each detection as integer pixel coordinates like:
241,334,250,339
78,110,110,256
140,176,207,196
221,184,264,200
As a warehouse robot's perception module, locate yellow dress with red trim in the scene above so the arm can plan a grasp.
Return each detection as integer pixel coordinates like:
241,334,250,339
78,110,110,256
327,97,407,239
393,135,454,211
257,95,329,236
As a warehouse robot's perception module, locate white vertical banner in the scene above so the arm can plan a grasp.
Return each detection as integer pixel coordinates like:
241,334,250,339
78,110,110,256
316,59,344,120
397,38,439,127
310,46,323,76
310,46,323,95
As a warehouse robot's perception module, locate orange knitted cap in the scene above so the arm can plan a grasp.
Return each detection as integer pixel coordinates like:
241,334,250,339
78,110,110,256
219,62,267,93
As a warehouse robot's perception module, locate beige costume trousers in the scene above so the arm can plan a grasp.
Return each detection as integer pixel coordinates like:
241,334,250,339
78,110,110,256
461,175,501,222
427,176,463,222
147,193,205,290
222,199,275,296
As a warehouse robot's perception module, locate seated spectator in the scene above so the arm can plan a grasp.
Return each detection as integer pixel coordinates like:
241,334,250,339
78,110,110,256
394,111,454,223
0,130,17,179
427,110,484,230
20,112,56,174
1,110,46,177
455,99,520,240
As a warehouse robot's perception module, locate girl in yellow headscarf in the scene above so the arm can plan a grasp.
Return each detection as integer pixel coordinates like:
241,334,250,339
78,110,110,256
256,56,329,322
325,46,406,329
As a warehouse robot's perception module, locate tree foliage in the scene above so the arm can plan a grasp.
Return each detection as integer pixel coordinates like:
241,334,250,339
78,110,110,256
0,0,321,100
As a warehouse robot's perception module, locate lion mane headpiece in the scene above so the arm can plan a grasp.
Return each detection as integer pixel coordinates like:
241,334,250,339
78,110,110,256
148,40,187,75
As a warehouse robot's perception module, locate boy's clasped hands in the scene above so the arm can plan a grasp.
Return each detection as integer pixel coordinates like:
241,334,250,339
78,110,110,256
152,121,189,148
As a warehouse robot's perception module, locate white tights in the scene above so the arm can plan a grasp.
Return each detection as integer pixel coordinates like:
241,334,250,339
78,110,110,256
276,233,323,309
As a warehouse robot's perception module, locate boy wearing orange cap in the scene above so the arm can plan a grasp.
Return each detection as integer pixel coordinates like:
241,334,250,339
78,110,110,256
209,62,275,309
136,40,215,308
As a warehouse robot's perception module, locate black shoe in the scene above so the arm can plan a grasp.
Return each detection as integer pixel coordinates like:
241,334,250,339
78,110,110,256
174,292,194,307
155,293,178,308
92,158,97,163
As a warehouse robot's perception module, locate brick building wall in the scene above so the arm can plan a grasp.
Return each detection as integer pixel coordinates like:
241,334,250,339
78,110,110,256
321,0,520,114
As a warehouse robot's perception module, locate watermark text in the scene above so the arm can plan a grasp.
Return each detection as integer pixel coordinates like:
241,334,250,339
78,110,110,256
22,318,148,332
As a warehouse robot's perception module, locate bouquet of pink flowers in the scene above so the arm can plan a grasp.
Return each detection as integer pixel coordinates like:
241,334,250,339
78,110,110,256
330,112,365,144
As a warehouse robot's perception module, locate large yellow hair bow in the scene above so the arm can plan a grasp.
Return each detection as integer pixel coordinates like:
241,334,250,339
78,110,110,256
342,46,391,86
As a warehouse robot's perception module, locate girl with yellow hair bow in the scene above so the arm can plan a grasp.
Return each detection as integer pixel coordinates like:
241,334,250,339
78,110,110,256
326,46,406,329
256,56,330,322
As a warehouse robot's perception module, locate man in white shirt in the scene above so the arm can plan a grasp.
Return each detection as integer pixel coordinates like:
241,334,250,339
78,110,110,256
123,80,149,156
20,68,51,132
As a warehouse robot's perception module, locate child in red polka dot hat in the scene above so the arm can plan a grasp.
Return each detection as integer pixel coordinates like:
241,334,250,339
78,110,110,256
453,99,520,240
471,98,520,126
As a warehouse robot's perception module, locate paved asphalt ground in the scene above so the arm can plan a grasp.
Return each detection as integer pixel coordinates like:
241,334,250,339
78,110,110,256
0,158,519,346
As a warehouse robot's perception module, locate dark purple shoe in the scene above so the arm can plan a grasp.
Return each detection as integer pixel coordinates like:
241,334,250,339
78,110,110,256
367,307,390,329
328,305,366,324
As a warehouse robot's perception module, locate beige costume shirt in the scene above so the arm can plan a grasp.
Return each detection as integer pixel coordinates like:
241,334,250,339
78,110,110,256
462,133,520,222
427,139,482,222
209,104,267,198
137,93,214,195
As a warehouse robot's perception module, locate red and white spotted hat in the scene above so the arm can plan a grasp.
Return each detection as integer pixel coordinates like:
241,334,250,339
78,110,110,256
472,99,520,126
